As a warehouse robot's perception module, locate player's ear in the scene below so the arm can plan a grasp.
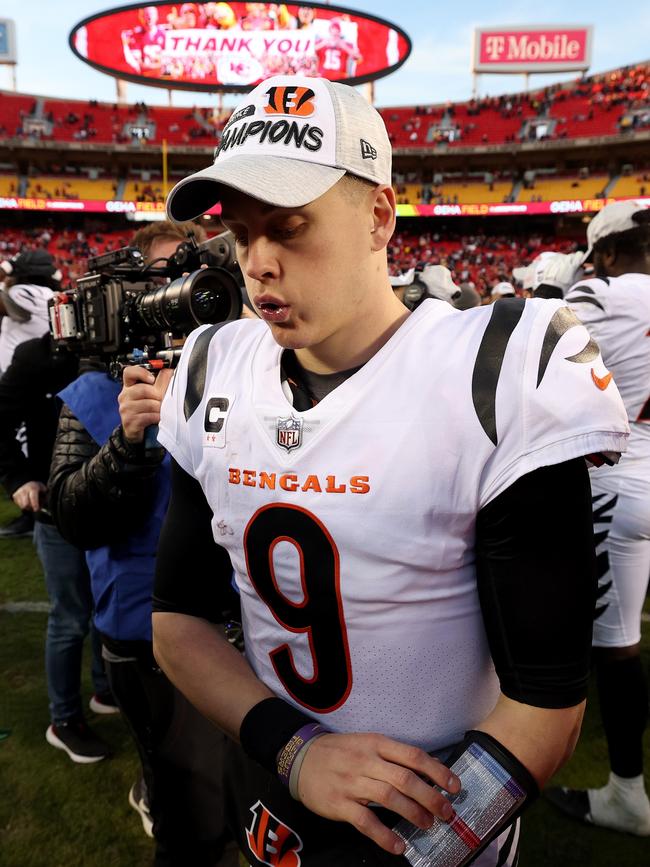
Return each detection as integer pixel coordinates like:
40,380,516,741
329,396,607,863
600,245,617,273
370,184,396,252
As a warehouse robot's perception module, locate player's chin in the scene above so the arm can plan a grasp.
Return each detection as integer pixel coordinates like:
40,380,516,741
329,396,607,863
266,321,312,350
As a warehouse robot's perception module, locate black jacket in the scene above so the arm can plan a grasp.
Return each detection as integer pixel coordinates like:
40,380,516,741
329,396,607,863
48,380,165,550
0,335,79,497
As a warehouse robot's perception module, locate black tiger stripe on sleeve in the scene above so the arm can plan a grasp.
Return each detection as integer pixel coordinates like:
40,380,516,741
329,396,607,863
471,298,526,446
536,306,599,388
183,323,228,421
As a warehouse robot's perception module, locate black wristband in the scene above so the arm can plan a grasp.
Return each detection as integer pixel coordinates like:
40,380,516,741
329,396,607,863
239,698,314,775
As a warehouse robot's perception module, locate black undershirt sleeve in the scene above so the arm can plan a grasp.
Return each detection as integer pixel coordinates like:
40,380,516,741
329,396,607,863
475,457,596,709
153,458,239,624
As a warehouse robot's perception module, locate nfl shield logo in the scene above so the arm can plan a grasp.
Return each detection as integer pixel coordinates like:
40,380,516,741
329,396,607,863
276,415,303,452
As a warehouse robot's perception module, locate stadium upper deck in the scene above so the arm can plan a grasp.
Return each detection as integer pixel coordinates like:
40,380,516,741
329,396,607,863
1,61,647,150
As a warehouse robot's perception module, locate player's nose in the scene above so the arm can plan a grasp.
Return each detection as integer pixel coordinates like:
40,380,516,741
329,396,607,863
244,236,280,283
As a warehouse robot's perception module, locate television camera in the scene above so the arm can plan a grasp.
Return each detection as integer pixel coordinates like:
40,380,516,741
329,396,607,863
48,230,243,378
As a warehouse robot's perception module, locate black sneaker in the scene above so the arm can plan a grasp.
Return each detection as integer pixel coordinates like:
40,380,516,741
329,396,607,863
128,777,154,838
45,720,110,763
89,692,120,715
545,786,592,823
0,513,34,539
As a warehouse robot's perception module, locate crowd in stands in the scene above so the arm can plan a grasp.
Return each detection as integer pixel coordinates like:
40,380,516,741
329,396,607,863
1,61,647,150
0,226,132,284
381,61,649,148
0,224,578,301
388,229,577,297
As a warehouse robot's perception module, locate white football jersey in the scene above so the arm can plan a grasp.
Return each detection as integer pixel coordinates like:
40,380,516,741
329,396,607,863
566,273,650,464
158,298,628,752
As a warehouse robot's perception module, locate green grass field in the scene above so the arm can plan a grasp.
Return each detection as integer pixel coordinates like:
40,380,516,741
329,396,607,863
0,490,648,867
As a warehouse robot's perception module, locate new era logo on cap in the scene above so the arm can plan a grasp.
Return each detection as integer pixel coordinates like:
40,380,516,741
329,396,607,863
360,139,377,160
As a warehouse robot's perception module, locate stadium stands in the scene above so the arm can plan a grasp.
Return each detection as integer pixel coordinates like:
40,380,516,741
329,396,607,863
519,174,609,202
609,173,650,198
396,180,514,205
1,61,647,149
388,230,576,296
122,180,166,203
0,175,18,197
25,176,117,201
0,224,576,300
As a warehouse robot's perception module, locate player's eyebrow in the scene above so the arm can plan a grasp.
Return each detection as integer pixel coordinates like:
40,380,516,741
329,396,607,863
221,203,307,223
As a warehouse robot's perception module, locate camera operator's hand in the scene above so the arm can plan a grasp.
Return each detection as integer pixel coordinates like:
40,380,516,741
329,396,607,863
12,481,47,512
119,365,174,444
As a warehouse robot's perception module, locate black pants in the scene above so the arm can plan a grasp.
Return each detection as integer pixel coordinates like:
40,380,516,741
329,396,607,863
103,637,232,867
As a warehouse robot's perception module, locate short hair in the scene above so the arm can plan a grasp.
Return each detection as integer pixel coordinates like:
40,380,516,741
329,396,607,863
338,173,379,203
132,219,207,260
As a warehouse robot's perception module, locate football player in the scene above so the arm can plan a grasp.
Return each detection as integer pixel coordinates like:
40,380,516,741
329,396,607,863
151,75,629,866
121,6,167,74
315,19,361,78
546,201,650,836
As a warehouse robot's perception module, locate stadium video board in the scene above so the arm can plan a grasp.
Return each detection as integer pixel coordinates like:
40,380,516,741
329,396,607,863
69,2,411,91
473,25,593,74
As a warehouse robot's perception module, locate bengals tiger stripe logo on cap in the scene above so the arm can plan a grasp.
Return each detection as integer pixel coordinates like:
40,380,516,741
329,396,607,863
264,86,316,117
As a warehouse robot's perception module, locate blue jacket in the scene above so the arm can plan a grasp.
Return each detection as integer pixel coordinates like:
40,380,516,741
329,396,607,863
58,371,170,642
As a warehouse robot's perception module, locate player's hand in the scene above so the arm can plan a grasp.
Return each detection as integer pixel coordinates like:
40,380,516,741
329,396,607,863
12,481,46,512
296,732,460,855
118,365,174,444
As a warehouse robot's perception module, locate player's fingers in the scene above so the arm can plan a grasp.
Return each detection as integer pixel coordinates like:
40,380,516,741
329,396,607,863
371,760,455,822
362,779,435,830
28,488,41,511
377,737,460,792
347,803,406,856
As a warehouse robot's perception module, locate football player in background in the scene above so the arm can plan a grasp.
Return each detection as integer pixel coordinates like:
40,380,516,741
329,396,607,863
546,201,650,836
151,75,629,866
315,19,361,78
121,5,167,74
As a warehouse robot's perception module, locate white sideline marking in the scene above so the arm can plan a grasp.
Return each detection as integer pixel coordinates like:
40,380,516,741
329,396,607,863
0,601,50,613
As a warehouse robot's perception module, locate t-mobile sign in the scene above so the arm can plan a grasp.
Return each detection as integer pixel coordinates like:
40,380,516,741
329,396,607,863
473,25,592,73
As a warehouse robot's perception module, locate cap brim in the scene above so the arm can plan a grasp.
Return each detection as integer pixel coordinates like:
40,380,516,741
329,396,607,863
166,155,346,222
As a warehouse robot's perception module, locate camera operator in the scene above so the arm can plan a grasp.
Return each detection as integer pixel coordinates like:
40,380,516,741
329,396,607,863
48,219,238,866
0,331,116,762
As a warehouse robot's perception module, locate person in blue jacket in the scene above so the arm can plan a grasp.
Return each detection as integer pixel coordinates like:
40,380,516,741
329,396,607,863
47,221,239,867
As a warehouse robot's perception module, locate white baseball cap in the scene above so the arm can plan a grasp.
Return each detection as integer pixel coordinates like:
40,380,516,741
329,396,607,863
584,200,650,261
491,281,516,297
418,265,461,303
512,251,556,290
389,268,415,288
166,75,392,221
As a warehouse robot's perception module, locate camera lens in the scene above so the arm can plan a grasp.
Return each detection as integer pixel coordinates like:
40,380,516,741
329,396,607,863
134,267,242,334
